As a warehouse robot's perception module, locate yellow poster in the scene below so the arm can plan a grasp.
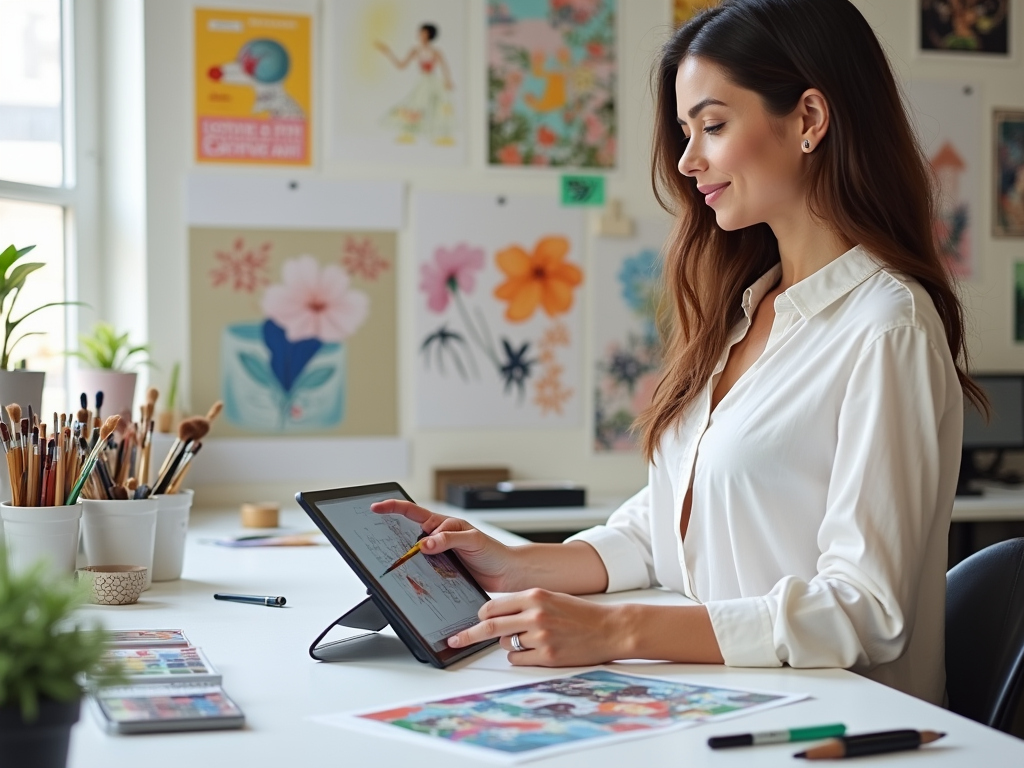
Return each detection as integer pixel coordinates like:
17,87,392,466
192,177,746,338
194,8,312,165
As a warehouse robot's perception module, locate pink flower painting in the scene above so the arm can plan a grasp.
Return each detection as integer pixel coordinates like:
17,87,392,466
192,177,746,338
262,255,369,343
419,243,485,313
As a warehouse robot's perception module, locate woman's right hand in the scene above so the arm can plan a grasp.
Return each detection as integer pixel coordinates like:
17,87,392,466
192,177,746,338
370,499,521,592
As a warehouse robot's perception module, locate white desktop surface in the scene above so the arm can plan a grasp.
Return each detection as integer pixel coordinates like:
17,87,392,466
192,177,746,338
69,508,1024,767
428,485,1024,534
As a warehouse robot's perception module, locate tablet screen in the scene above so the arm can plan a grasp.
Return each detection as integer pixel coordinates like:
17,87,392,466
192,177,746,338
316,489,488,652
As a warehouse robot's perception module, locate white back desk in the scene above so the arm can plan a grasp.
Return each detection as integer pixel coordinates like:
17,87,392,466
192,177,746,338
69,508,1024,767
430,485,1024,535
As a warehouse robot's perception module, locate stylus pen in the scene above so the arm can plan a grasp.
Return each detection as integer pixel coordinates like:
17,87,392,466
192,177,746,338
380,532,429,577
708,723,846,749
213,593,287,607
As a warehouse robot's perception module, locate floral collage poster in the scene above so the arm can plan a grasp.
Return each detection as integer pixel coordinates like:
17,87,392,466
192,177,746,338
906,80,981,279
415,193,584,428
330,0,467,166
594,219,669,452
189,228,397,437
488,0,616,168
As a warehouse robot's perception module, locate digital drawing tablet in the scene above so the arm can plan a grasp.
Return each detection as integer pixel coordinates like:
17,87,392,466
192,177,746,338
296,483,497,668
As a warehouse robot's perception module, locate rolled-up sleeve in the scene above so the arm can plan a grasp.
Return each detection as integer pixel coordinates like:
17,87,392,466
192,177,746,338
567,486,656,593
707,325,955,670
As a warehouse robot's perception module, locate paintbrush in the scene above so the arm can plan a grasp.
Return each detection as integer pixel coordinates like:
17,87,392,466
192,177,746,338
167,442,202,494
95,391,104,423
66,416,121,505
151,418,209,496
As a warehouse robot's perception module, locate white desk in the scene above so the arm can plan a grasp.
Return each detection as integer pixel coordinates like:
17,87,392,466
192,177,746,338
69,508,1024,767
429,485,1024,535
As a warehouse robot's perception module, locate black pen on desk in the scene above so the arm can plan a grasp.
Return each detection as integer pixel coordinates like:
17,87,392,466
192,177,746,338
214,593,287,607
795,729,945,759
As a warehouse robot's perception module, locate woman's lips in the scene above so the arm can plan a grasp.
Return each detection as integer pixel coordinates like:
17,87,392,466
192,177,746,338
697,182,730,205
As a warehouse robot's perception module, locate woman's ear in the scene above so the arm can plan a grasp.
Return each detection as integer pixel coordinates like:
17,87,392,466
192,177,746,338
797,88,829,153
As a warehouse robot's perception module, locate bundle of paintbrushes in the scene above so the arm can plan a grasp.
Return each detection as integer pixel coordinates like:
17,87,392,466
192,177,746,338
0,400,121,507
88,398,223,500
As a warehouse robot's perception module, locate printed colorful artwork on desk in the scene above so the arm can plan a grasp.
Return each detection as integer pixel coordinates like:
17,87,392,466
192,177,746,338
414,193,584,428
487,0,616,168
189,228,398,436
328,670,806,763
330,0,467,166
919,0,1009,55
100,648,220,684
194,8,312,165
593,220,669,452
995,111,1024,237
906,80,981,279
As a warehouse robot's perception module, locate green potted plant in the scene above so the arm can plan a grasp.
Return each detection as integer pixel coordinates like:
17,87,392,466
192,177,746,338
69,322,153,423
0,551,110,767
0,244,80,415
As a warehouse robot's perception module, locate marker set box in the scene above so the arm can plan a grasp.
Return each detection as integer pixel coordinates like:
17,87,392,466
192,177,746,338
90,629,245,734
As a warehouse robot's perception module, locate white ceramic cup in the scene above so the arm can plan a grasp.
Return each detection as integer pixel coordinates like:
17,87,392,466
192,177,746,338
152,489,193,582
81,498,158,589
1,503,82,578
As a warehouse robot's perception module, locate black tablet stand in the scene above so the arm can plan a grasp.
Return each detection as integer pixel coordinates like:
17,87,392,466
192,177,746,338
308,592,430,664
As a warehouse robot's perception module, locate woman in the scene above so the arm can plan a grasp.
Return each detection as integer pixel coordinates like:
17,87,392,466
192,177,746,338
374,0,981,705
374,23,455,145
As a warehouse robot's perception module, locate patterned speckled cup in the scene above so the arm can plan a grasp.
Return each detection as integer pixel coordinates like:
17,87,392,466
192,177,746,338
76,565,148,605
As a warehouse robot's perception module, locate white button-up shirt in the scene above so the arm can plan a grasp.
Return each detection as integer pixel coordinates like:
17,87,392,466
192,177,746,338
570,245,962,705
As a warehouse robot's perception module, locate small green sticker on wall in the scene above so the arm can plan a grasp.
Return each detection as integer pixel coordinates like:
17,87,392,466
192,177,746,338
561,175,605,206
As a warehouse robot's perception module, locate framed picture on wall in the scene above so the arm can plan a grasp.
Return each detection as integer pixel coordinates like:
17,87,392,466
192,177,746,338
919,1,1009,56
995,110,1024,237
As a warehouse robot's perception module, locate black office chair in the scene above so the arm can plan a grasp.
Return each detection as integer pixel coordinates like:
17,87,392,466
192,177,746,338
946,537,1024,733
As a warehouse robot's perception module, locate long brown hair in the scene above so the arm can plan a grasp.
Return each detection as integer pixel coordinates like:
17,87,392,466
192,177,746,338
637,0,985,462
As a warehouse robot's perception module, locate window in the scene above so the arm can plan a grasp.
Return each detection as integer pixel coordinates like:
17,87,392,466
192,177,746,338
0,0,80,414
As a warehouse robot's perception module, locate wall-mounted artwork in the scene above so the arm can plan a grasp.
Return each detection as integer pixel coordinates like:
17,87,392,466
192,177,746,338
1015,263,1024,342
487,0,616,168
920,1,1009,55
194,8,312,165
415,193,584,428
189,228,397,436
593,220,669,452
907,81,981,279
673,0,720,26
995,110,1024,237
330,0,466,166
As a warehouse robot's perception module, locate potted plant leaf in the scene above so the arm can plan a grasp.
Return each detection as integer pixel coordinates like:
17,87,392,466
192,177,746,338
69,322,152,423
0,244,80,415
0,550,111,768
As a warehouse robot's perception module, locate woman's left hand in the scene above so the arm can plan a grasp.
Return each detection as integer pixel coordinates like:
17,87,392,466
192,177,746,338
447,589,631,667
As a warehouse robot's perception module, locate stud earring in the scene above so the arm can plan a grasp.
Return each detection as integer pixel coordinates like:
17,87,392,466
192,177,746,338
802,139,811,151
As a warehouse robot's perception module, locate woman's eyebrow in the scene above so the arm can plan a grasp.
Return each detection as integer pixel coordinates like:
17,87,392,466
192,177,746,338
677,97,728,125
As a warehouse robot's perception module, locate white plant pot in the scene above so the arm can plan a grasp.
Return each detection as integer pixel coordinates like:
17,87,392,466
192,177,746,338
1,502,82,578
81,498,157,589
0,370,45,505
69,370,137,424
152,490,192,582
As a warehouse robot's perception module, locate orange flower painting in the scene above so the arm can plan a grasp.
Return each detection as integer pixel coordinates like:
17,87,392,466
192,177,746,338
494,236,583,322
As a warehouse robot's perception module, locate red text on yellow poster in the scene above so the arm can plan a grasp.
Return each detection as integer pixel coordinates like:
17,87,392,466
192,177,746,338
195,8,311,165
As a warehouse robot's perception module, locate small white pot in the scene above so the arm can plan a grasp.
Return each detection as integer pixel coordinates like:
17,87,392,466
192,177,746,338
69,370,137,423
152,490,192,582
1,502,82,578
81,498,157,589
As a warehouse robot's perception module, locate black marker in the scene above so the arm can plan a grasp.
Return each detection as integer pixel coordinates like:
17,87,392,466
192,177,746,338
214,593,287,607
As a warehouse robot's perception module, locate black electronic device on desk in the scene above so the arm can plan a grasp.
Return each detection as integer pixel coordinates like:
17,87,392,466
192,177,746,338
959,373,1024,496
296,483,496,668
447,480,587,509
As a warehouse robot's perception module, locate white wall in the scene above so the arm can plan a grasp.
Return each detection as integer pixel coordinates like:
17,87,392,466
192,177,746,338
133,0,1024,507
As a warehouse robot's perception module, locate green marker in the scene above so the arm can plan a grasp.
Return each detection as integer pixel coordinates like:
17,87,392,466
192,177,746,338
708,723,847,749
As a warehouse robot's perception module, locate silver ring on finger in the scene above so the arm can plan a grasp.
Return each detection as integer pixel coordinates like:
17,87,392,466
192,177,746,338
510,633,525,652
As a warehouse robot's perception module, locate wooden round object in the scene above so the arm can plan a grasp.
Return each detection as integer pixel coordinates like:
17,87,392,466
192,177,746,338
241,502,280,528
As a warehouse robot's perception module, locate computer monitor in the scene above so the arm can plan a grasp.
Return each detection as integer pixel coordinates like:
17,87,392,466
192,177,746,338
959,373,1024,495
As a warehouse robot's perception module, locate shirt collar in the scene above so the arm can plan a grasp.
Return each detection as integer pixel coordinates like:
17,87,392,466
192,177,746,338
743,245,880,320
